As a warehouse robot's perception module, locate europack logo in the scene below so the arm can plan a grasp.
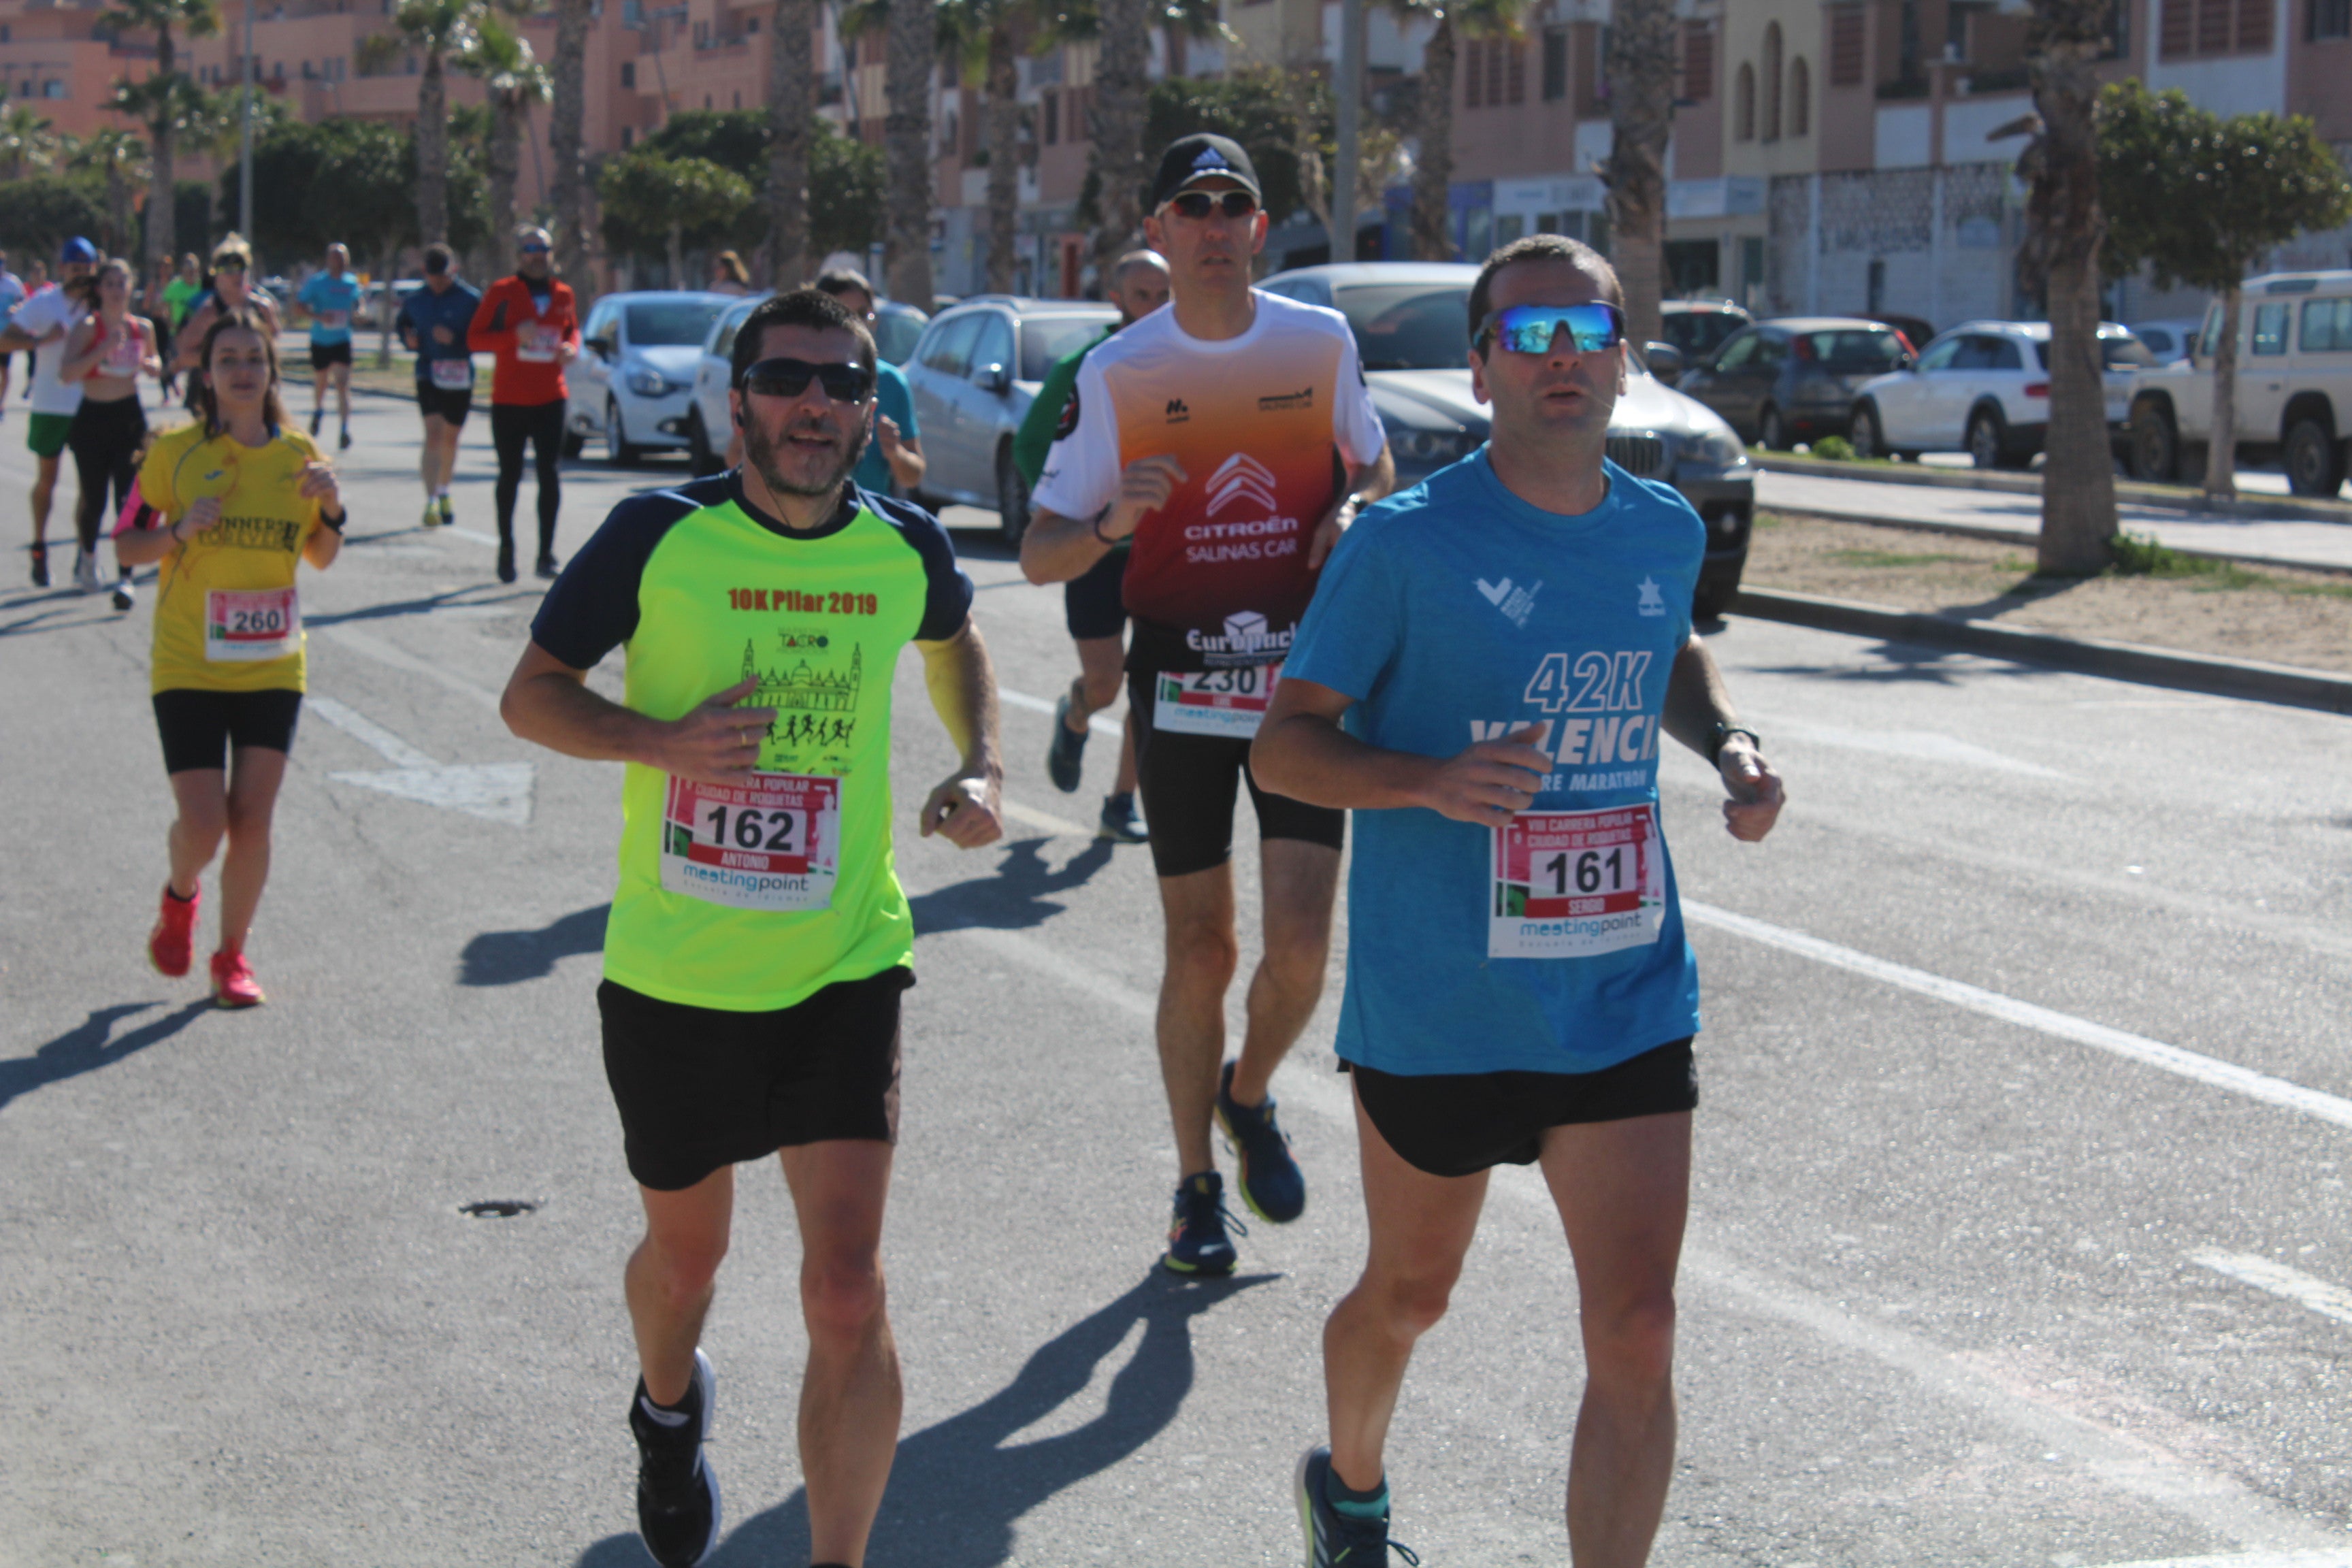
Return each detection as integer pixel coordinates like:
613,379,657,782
1206,453,1278,517
1257,387,1313,413
1186,608,1292,660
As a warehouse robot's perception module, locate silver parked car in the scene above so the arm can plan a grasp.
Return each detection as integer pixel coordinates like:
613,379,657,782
1260,262,1759,617
901,295,1120,542
568,291,734,464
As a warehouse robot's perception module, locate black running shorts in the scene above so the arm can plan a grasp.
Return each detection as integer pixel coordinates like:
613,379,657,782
152,687,304,774
1063,545,1128,640
415,379,474,424
1350,1038,1698,1178
598,967,911,1192
1127,668,1345,879
308,340,353,370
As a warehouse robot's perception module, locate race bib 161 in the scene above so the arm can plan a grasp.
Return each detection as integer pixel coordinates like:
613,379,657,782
1490,804,1664,959
660,771,840,912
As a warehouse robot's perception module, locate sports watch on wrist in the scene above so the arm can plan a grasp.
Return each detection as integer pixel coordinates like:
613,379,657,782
1708,721,1760,766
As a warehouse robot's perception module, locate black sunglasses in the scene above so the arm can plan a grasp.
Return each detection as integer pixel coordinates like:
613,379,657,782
1166,190,1258,220
740,356,875,404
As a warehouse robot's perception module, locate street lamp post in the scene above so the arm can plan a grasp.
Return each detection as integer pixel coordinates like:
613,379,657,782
238,0,254,238
1333,0,1363,263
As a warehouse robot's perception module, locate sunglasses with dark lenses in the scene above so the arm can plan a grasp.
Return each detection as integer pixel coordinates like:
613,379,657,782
1166,190,1259,221
740,356,876,404
1478,301,1627,355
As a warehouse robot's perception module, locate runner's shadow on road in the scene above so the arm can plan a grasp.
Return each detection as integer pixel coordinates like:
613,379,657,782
0,1000,215,1112
908,838,1115,937
459,904,610,986
572,1270,1274,1568
1756,638,2059,687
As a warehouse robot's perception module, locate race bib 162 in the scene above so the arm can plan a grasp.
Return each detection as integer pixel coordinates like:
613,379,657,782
659,771,841,912
1490,804,1664,959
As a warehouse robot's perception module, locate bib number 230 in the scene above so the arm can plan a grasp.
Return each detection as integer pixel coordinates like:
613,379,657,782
1490,804,1663,959
661,772,840,912
1153,662,1281,740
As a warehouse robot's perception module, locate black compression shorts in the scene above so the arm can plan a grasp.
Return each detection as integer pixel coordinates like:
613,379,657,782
416,380,474,423
1127,668,1344,879
598,967,910,1192
152,688,304,774
1350,1039,1698,1178
309,340,353,370
1064,545,1128,640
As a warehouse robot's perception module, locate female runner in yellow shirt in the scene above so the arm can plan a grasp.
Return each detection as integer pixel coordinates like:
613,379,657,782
115,308,345,1007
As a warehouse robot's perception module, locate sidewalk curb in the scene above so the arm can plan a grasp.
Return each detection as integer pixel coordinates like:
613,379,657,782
1732,586,2352,715
1756,453,2352,525
1757,505,2352,578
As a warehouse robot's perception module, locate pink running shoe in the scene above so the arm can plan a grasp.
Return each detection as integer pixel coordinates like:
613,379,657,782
149,885,199,978
210,949,265,1009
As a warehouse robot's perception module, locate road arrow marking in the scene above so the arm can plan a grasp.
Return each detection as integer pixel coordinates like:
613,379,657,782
306,695,536,826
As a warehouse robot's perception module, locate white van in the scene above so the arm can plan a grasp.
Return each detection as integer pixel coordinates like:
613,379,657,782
2123,270,2352,495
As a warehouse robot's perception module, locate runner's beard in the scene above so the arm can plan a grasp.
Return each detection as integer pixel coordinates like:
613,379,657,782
745,414,870,499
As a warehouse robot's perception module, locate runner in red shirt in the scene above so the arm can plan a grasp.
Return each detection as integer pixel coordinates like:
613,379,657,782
468,225,581,583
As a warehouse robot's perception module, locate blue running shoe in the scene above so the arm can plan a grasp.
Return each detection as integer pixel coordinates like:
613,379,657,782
629,1348,721,1567
1161,1171,1244,1276
1098,791,1148,844
1216,1060,1305,1223
1047,691,1088,793
1296,1446,1418,1568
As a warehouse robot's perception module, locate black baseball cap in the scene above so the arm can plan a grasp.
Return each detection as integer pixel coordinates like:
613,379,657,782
1149,133,1263,211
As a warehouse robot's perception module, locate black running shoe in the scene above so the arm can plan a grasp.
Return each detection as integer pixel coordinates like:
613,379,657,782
536,553,560,581
496,540,517,584
308,409,322,437
629,1349,721,1568
1296,1446,1418,1567
1098,791,1147,844
1161,1171,1243,1276
1047,691,1088,793
1216,1060,1305,1223
29,544,46,589
339,426,351,451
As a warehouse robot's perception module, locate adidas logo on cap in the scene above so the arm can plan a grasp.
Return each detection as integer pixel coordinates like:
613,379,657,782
1192,147,1229,170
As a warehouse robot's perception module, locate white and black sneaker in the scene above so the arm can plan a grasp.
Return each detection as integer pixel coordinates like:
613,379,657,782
111,570,135,612
629,1348,721,1567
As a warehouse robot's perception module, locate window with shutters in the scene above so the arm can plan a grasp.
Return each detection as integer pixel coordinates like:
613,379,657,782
1543,26,1569,98
1488,37,1507,103
1506,39,1526,101
1465,39,1484,107
1682,22,1713,100
2166,0,2277,52
2316,0,2352,37
1734,61,1755,140
1828,5,1865,84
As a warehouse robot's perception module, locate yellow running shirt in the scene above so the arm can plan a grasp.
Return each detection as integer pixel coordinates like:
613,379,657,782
129,421,327,695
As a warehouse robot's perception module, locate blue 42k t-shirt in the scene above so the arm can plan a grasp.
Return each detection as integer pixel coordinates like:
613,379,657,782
1281,450,1707,1077
298,272,363,345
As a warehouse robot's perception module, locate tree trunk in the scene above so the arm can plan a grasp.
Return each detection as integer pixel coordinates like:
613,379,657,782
489,95,522,262
766,0,813,289
549,0,593,282
2204,283,2241,500
2024,16,2115,574
983,17,1018,293
1087,0,1149,290
668,220,685,289
882,0,934,306
1411,18,1454,261
146,25,176,271
376,240,397,367
417,51,450,246
1605,0,1676,348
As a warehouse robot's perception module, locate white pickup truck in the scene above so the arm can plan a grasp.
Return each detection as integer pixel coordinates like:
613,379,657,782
2123,269,2352,496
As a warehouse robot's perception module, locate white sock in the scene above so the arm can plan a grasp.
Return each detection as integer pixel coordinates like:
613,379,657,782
638,1393,691,1428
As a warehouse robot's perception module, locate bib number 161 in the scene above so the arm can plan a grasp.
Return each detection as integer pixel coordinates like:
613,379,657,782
1490,804,1663,959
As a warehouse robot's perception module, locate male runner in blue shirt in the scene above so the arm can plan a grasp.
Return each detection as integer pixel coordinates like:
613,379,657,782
1254,233,1786,1568
297,242,362,449
395,243,484,529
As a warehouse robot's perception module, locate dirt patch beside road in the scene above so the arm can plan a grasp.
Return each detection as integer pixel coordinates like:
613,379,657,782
1743,514,2352,675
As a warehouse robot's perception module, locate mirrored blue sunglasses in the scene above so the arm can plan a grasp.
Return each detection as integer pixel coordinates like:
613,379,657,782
1477,301,1625,355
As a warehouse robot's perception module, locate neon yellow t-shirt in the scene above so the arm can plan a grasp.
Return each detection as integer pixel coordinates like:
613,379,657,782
135,421,327,695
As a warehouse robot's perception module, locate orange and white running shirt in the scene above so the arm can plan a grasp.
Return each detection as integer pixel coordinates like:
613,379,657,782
1032,290,1385,670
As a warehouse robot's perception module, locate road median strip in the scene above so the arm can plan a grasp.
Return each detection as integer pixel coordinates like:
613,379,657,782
1754,452,2352,525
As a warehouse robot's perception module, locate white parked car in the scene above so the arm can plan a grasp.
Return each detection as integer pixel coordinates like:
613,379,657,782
2125,270,2352,495
568,291,734,465
2129,317,2204,365
1846,319,2150,468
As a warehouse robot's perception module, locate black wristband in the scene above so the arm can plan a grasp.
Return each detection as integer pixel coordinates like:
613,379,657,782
1708,723,1759,766
319,507,346,533
1092,509,1116,545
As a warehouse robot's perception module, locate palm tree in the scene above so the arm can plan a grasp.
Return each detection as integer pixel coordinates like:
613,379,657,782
1603,0,1676,346
0,105,61,180
461,8,553,261
546,0,595,282
97,0,221,272
70,128,152,257
398,0,480,246
883,0,936,306
1375,0,1522,263
765,0,815,287
1083,0,1149,287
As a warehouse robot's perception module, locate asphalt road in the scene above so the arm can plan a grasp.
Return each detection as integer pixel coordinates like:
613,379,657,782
5,394,2352,1568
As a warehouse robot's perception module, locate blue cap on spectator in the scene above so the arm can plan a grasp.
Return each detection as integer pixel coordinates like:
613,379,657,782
61,237,97,264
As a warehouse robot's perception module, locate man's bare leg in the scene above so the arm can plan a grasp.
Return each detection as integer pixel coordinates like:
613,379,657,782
1224,837,1338,1108
1538,1111,1690,1568
779,1139,900,1567
626,1165,734,1406
1154,862,1238,1177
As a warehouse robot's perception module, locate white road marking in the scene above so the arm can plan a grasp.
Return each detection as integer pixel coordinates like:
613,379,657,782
1684,901,2352,1134
2085,1554,2352,1567
1000,684,1124,738
306,696,535,825
926,915,2351,1558
2191,1251,2352,1332
318,623,504,713
1755,717,2072,779
1002,800,1094,838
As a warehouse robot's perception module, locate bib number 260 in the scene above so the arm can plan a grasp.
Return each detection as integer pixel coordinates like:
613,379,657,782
1490,804,1663,959
205,587,299,662
660,771,840,912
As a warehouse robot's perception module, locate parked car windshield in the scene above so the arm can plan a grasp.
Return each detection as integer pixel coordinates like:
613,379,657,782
1662,310,1748,359
1799,329,1907,371
626,300,727,346
874,308,926,365
1333,284,1473,370
1021,314,1113,380
2023,335,2156,371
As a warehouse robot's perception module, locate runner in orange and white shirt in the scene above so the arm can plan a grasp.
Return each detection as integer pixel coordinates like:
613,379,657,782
1021,131,1392,1275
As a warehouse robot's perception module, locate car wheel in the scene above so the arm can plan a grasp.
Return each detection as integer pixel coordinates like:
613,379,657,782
1849,402,1882,460
686,408,720,476
2283,416,2345,497
1758,404,1788,451
1965,406,2007,470
605,400,641,467
2127,401,2177,483
1692,559,1746,621
996,442,1031,546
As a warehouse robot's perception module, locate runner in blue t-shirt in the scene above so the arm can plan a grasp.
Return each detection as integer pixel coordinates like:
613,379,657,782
295,242,363,450
1254,235,1785,1568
